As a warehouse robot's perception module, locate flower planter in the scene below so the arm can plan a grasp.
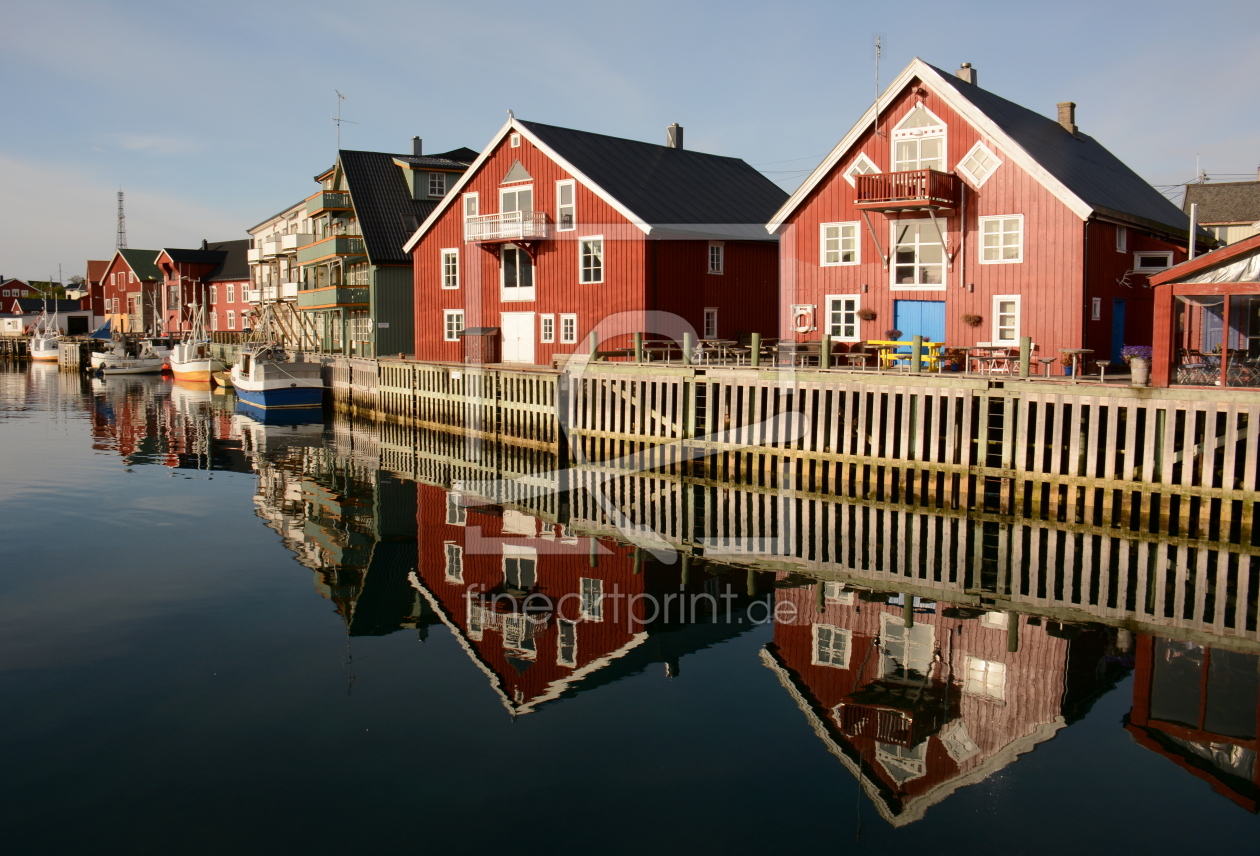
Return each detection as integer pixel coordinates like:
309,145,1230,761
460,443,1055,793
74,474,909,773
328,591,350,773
1130,357,1149,386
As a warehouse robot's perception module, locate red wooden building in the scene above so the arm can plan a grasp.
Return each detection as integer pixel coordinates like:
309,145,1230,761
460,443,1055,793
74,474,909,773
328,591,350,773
1125,634,1259,812
762,582,1117,825
768,59,1208,367
85,260,109,324
155,240,252,334
1,278,37,299
99,248,162,334
405,118,786,365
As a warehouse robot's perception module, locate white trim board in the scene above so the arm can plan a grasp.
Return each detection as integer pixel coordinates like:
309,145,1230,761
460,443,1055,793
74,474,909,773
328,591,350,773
765,57,1094,234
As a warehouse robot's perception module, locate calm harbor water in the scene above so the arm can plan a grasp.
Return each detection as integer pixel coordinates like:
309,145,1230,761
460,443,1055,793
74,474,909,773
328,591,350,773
2,362,1258,855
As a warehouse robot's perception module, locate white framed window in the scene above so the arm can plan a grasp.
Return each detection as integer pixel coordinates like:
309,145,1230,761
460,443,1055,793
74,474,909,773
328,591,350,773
879,612,934,683
226,284,235,303
443,309,464,342
843,152,880,186
1134,251,1173,272
579,577,603,621
708,242,724,274
129,272,136,283
500,246,534,300
1116,225,1127,253
441,249,459,289
703,307,718,339
227,310,236,330
981,611,1009,629
823,581,855,605
957,141,1002,187
428,172,446,197
992,295,1020,344
560,314,578,344
540,314,555,343
964,656,1007,700
1091,297,1102,321
466,599,484,641
445,491,467,525
821,222,859,266
811,624,852,668
579,237,604,283
209,285,218,304
979,215,1023,263
462,192,479,233
891,104,946,172
444,542,464,583
109,273,115,286
500,185,533,215
557,619,577,667
510,133,521,148
556,180,576,231
891,220,946,290
825,294,860,341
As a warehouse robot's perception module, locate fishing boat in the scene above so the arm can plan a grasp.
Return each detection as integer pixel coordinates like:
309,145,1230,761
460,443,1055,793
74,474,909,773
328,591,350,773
97,343,164,375
169,303,224,382
28,309,60,362
230,343,324,409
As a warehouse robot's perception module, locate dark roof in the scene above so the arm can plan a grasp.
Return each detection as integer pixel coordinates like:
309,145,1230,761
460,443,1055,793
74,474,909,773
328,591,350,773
392,147,479,169
2,278,30,287
926,64,1195,237
11,298,84,314
340,149,452,264
1183,182,1260,224
163,247,225,265
117,248,162,281
518,120,788,232
205,239,251,282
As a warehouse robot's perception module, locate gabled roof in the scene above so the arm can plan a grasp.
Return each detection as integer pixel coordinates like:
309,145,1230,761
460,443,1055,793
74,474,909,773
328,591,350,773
2,277,30,287
162,247,225,265
205,239,251,282
10,298,85,314
86,260,109,283
404,117,789,251
768,58,1195,238
391,147,479,170
1183,181,1260,224
339,149,454,265
115,248,162,281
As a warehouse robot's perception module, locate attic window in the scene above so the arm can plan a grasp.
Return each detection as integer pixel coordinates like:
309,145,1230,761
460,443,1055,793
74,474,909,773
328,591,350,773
429,172,446,197
957,141,1001,187
510,134,521,148
891,104,946,172
843,153,880,187
1134,251,1173,272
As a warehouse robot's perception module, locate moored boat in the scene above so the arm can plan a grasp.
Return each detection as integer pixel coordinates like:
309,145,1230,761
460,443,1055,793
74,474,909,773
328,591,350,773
230,343,324,409
169,305,223,382
29,310,60,362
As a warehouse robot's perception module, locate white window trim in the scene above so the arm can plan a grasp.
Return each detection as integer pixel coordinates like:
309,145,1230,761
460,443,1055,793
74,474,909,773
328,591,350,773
462,191,479,222
499,185,534,213
440,248,459,289
964,655,1007,701
540,314,555,343
1091,297,1102,321
703,307,718,339
443,309,464,342
824,293,861,342
557,618,577,668
560,313,578,344
890,104,948,173
510,133,521,148
579,235,604,284
956,140,1002,188
429,172,447,197
708,242,725,275
1134,251,1173,271
555,179,576,232
820,222,860,266
444,542,464,583
889,219,947,291
1116,225,1127,253
811,623,852,669
446,491,467,525
579,576,603,621
842,152,881,187
227,310,236,330
499,245,535,301
992,294,1021,344
978,214,1024,265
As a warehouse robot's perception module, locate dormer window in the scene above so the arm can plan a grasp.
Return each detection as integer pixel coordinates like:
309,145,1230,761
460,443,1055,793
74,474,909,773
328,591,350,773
892,104,946,172
428,172,446,197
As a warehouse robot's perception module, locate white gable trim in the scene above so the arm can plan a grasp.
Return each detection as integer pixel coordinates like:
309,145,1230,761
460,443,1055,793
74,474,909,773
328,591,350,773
403,118,652,253
766,58,1094,233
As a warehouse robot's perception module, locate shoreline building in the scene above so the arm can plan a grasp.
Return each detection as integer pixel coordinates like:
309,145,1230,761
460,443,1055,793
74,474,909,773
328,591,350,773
768,59,1209,366
405,118,786,366
1184,174,1260,247
154,240,251,334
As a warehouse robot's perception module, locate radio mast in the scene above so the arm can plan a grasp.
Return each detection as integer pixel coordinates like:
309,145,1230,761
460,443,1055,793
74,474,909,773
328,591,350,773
116,190,127,249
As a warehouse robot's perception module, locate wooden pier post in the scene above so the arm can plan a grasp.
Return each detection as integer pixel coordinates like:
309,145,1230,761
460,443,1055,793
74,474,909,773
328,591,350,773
633,332,644,363
903,594,914,627
1006,611,1020,652
821,334,832,370
1020,337,1032,378
682,332,693,366
750,332,761,367
588,330,599,360
911,335,923,373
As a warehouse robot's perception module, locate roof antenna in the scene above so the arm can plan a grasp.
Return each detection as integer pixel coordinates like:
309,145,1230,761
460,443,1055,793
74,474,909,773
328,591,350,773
873,35,886,138
332,89,358,150
507,108,515,120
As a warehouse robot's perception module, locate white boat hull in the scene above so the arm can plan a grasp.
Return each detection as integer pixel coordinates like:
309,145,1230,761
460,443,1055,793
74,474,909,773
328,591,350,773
99,358,165,375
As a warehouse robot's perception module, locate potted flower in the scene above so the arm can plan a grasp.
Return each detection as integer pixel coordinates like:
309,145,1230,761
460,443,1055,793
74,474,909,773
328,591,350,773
884,329,903,341
961,313,983,328
1122,344,1152,386
1061,350,1075,376
856,307,878,322
945,347,967,372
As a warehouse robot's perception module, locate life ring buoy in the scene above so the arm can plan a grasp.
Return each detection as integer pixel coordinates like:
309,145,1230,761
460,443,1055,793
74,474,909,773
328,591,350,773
791,305,815,334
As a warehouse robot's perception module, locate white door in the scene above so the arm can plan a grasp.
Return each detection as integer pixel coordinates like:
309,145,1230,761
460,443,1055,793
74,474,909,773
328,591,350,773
501,312,535,364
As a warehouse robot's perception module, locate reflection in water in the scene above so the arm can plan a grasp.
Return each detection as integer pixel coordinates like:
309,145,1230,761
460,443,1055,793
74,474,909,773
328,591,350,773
48,367,1260,823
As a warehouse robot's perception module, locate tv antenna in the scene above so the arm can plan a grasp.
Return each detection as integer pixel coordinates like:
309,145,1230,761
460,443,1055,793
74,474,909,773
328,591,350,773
332,89,358,150
116,189,127,249
873,35,887,138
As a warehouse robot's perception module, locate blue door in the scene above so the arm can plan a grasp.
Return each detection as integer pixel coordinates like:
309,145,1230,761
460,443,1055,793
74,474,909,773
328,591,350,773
1111,299,1127,362
893,300,946,343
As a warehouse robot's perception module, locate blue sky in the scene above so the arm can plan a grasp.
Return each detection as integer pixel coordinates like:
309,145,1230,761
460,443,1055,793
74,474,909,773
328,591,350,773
2,0,1257,281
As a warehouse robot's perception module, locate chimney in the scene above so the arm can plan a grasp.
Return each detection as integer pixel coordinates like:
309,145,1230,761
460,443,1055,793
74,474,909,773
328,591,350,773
666,123,683,149
956,62,977,86
1057,102,1078,136
412,136,423,157
200,238,208,250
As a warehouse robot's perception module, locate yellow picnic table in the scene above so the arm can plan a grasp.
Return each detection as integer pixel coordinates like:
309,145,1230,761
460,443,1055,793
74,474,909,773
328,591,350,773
866,340,946,371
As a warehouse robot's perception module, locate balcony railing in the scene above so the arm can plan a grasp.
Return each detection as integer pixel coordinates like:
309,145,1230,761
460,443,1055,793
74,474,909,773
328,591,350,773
244,282,299,304
306,191,352,216
296,286,369,309
262,239,282,257
246,248,262,263
464,211,549,243
279,233,314,252
854,169,961,210
244,288,261,303
295,236,366,265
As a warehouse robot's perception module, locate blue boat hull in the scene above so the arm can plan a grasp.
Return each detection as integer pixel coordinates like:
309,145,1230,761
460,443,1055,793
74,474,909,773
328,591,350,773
235,385,324,409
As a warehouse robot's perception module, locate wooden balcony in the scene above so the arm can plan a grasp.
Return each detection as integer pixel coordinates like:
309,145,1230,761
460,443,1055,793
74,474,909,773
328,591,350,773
464,211,548,244
306,191,352,216
295,235,365,265
854,169,961,212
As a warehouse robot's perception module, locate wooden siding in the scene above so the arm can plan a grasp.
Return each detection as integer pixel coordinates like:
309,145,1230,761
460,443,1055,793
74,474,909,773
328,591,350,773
779,78,1088,359
413,130,778,364
372,264,414,357
1083,219,1187,357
